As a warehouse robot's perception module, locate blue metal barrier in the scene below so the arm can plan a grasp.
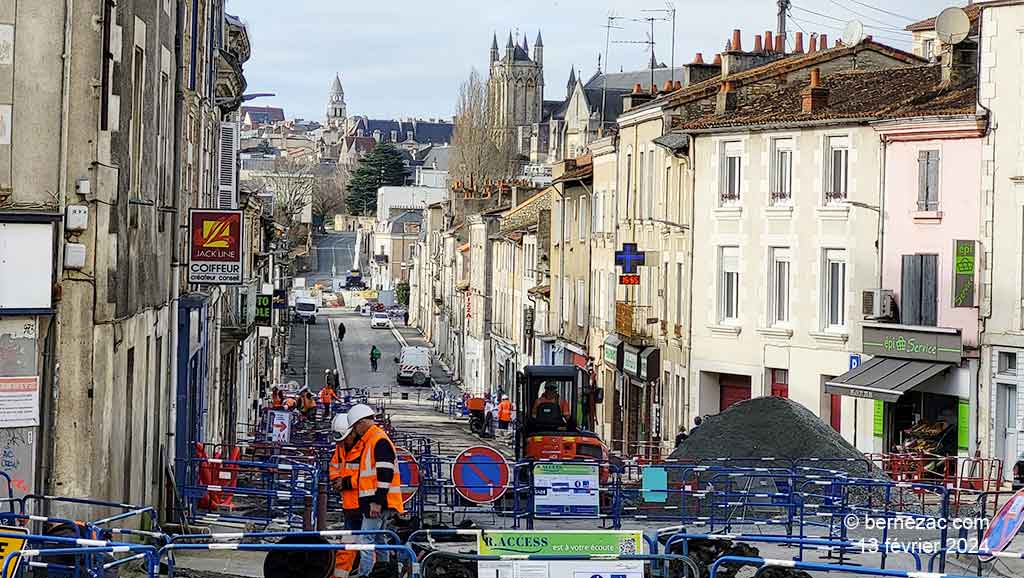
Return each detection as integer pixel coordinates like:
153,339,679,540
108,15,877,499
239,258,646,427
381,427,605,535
709,555,990,578
160,542,420,578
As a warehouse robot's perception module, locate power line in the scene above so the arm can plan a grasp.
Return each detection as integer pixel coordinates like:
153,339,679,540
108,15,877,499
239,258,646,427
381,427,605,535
788,14,909,45
845,0,917,22
791,4,907,34
820,0,910,32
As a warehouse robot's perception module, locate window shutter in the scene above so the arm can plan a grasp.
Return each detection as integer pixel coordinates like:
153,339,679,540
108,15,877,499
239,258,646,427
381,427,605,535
217,120,240,209
917,151,929,210
921,255,938,326
926,152,940,210
901,255,923,325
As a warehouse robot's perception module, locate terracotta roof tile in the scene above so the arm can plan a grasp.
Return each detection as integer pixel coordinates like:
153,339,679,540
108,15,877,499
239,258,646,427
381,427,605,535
677,65,977,131
905,3,983,32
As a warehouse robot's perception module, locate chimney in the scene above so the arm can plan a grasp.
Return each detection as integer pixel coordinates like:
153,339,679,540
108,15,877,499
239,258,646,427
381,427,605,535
794,32,804,54
764,31,774,53
819,34,828,50
674,80,683,90
808,33,818,53
731,29,742,52
663,80,674,92
801,68,829,113
713,53,722,65
693,52,705,64
941,37,979,86
623,83,654,111
775,35,785,53
753,34,763,53
717,80,738,113
650,83,659,96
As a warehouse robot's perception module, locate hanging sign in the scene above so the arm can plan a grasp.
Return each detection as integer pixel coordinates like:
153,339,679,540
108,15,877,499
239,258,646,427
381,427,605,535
188,209,244,285
254,294,272,327
953,240,976,308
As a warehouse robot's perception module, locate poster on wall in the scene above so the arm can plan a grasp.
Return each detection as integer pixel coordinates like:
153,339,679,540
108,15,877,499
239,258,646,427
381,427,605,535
0,377,39,428
188,210,244,285
533,463,599,517
0,319,39,498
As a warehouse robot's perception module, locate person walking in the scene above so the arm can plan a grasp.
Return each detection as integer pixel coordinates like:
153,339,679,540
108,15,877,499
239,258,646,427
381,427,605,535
369,345,381,372
483,395,495,438
497,394,513,438
337,321,346,343
328,414,364,577
403,309,409,326
348,404,404,576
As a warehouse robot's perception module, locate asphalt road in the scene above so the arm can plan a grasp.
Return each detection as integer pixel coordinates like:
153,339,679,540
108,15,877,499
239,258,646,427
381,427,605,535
310,231,357,288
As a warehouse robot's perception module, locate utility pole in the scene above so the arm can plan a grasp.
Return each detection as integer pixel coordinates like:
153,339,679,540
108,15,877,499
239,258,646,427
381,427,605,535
777,0,791,48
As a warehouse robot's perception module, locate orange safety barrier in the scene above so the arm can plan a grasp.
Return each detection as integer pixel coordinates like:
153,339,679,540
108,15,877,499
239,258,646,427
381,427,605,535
195,443,241,510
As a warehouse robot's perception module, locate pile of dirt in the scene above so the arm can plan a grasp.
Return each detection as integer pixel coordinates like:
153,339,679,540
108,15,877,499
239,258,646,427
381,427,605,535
669,396,884,478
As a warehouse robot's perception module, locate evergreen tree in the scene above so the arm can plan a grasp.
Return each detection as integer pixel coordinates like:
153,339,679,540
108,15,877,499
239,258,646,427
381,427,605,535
346,143,408,215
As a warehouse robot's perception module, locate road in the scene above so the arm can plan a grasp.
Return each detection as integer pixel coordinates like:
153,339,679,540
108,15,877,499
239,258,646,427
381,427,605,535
310,231,357,288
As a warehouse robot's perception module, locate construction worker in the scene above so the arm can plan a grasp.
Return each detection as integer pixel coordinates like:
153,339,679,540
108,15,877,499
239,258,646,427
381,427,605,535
532,382,570,423
298,386,317,420
270,386,284,409
347,403,403,576
320,380,340,406
497,394,513,435
329,414,363,577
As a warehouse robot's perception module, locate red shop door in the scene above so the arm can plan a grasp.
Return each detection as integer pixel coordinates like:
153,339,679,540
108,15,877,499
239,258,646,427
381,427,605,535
830,394,842,432
719,374,751,411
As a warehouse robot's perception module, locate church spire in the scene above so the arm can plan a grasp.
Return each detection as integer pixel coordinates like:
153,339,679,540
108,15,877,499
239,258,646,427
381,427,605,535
567,66,576,95
535,30,543,47
490,33,499,63
506,32,514,59
533,30,544,66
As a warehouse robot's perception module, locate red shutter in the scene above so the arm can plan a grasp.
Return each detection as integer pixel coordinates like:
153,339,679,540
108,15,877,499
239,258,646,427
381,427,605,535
719,375,751,410
830,394,842,432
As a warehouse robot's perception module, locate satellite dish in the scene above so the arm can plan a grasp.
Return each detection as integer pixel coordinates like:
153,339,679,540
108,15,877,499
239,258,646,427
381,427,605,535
843,20,865,46
935,7,970,45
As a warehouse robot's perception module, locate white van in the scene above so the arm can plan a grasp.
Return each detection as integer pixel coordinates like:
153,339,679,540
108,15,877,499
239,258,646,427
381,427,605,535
396,346,431,386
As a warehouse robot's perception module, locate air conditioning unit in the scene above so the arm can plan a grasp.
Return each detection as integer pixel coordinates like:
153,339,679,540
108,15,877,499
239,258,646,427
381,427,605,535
862,289,894,318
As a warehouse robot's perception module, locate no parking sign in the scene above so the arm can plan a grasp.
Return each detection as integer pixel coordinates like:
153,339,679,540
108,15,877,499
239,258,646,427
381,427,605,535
452,445,509,504
979,488,1024,559
396,447,420,504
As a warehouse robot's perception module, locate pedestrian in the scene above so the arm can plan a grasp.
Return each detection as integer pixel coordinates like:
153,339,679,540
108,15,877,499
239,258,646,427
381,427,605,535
403,309,409,326
348,404,404,576
674,425,688,448
338,321,346,343
497,394,513,438
369,345,381,372
483,395,495,438
329,414,364,577
270,386,284,409
692,415,704,433
320,380,339,406
298,386,317,421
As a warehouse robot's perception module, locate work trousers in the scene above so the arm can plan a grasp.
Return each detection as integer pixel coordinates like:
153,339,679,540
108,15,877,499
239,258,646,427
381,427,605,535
357,509,394,576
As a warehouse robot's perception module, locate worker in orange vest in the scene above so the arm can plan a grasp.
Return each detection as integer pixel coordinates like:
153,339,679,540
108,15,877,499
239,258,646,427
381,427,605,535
347,404,404,576
329,414,364,577
497,394,513,437
270,386,284,409
320,381,340,406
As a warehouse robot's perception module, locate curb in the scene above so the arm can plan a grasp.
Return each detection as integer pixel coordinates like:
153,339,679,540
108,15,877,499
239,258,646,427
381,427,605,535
391,325,409,348
328,317,347,389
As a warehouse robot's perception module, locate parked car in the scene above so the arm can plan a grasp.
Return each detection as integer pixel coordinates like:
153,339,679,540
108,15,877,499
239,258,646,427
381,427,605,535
395,346,431,386
370,312,391,329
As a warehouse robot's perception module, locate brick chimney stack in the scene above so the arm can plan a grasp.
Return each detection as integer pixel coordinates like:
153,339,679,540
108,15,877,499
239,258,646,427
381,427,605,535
764,31,774,53
794,32,804,54
775,35,785,53
731,29,742,52
808,33,818,53
717,80,738,113
753,34,763,52
693,52,705,64
819,34,828,50
801,68,829,113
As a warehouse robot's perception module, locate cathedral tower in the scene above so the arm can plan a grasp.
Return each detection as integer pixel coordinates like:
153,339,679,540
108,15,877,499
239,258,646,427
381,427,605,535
326,73,347,128
487,30,544,130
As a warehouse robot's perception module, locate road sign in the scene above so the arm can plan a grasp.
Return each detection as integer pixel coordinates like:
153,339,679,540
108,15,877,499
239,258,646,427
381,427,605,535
269,410,291,443
452,445,509,504
979,488,1024,559
849,354,861,370
0,525,27,577
396,447,420,504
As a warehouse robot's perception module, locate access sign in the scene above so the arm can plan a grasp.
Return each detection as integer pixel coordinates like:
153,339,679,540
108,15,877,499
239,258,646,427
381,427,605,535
452,446,509,504
0,525,28,577
478,531,644,578
188,209,244,285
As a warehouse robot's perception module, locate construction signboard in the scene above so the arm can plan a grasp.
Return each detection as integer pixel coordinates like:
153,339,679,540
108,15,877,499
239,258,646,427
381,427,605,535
188,210,244,285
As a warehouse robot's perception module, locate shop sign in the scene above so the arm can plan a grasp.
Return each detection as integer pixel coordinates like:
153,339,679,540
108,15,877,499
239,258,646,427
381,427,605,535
272,289,288,310
958,400,969,450
603,336,623,367
622,345,640,375
188,209,244,285
254,294,272,327
615,243,646,274
953,240,976,308
638,347,661,382
873,400,884,437
862,324,962,364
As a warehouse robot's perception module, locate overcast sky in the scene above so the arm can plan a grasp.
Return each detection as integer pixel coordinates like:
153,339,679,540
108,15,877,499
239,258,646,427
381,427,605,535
230,0,960,122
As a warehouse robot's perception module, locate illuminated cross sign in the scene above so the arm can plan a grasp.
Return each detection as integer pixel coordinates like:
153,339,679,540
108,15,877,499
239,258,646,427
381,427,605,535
615,243,646,274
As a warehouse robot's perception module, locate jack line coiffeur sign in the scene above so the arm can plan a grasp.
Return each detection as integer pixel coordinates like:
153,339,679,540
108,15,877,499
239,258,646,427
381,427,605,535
189,210,244,285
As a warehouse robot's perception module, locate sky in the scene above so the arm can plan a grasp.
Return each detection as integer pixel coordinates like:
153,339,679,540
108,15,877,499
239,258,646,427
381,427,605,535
230,0,962,122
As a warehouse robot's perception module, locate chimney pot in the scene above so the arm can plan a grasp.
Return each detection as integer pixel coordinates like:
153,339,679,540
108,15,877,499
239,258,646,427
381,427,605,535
810,68,821,87
808,33,818,53
794,32,804,53
819,34,828,50
765,31,774,53
775,35,785,53
802,68,828,113
731,29,742,52
650,83,659,95
753,34,763,52
674,80,683,90
633,83,643,94
693,52,705,64
663,80,674,92
713,53,722,65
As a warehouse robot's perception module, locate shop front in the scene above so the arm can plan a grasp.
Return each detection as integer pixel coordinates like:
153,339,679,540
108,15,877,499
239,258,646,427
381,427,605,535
622,344,662,458
826,324,971,466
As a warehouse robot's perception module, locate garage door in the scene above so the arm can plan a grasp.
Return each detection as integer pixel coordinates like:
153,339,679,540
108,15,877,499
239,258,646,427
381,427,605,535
720,374,751,411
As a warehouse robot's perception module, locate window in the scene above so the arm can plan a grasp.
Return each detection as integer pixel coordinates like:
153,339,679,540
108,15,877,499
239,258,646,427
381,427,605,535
625,151,633,218
131,47,146,200
923,39,935,60
771,369,789,398
825,136,849,203
675,262,685,328
917,150,940,211
638,151,645,218
578,196,587,241
593,192,602,233
561,278,570,323
823,249,847,329
660,262,669,322
720,141,742,206
769,248,791,325
900,254,938,326
999,352,1017,375
647,149,656,218
719,247,740,322
771,138,793,205
664,164,672,220
607,271,616,330
553,199,563,241
576,279,585,327
566,198,574,241
158,72,170,206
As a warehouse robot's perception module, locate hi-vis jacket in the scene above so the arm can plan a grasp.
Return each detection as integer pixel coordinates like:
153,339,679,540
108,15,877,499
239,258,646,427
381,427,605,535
328,440,363,510
357,424,404,513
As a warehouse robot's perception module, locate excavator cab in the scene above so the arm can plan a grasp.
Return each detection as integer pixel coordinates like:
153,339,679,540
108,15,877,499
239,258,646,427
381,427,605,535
515,365,606,463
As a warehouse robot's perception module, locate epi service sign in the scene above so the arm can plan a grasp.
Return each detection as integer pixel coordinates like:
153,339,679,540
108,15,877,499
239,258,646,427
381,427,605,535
189,209,244,285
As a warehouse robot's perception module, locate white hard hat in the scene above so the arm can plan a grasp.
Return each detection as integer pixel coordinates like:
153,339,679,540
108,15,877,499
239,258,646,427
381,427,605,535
347,404,375,425
299,385,310,393
331,414,350,441
502,394,509,400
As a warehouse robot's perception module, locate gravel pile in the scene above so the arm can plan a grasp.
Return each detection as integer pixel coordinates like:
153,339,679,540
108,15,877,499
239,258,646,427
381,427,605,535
669,396,885,479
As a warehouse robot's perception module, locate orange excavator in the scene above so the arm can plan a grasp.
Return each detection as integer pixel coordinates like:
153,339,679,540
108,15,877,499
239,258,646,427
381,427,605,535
515,365,607,463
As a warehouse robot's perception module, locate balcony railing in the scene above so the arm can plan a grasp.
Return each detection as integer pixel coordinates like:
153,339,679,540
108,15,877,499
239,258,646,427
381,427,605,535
615,302,657,340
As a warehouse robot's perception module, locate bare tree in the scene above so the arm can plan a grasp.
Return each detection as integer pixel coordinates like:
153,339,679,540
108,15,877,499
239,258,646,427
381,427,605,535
312,163,350,227
451,68,514,187
242,156,316,226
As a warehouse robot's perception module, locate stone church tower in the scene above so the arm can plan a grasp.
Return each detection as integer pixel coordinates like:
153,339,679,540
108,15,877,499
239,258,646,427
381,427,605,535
326,73,347,128
488,31,544,130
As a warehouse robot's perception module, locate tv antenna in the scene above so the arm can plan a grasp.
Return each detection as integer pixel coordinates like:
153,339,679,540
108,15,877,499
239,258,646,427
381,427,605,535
935,7,970,45
843,20,865,46
601,13,626,135
642,2,678,82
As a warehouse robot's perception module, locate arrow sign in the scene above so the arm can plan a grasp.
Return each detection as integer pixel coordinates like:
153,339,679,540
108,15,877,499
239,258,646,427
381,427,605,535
268,410,291,443
452,446,509,504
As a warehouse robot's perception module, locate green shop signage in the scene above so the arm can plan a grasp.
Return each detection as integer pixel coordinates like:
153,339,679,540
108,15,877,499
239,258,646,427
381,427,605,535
478,530,643,556
862,323,962,364
255,294,272,327
953,240,976,308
